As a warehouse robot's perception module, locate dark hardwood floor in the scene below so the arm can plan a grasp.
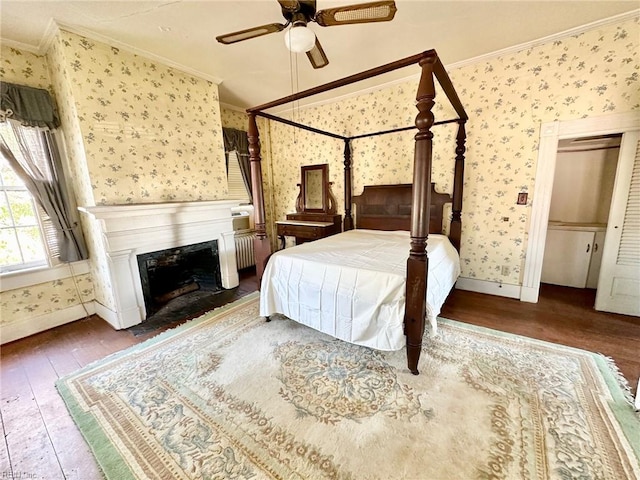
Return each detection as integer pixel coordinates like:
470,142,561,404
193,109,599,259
1,271,637,479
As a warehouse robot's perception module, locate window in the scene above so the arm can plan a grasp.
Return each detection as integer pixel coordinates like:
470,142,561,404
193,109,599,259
0,158,48,272
227,150,250,203
0,123,52,273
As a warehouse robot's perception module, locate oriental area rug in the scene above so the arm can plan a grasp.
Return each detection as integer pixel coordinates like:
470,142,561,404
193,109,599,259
57,292,640,480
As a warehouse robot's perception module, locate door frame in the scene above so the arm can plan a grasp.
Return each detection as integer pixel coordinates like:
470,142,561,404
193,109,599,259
520,111,640,303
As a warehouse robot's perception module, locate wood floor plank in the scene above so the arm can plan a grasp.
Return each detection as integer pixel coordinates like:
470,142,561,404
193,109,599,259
33,384,103,479
0,410,12,477
0,350,65,480
27,354,99,477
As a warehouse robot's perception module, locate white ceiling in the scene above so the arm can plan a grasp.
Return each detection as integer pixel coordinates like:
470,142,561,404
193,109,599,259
1,1,637,110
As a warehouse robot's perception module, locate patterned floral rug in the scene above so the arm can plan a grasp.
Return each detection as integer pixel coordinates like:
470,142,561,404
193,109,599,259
57,292,639,480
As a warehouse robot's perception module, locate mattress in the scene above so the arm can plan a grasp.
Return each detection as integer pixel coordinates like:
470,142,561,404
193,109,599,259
260,229,460,351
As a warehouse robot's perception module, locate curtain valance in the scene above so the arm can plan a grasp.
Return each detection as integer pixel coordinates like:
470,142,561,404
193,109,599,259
0,82,60,130
222,128,249,157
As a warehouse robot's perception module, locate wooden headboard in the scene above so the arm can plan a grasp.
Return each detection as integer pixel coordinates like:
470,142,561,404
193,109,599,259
353,183,452,234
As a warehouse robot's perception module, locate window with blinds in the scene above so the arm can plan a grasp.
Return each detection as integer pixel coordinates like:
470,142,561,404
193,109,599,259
0,122,58,273
0,158,49,272
227,150,249,203
616,138,640,266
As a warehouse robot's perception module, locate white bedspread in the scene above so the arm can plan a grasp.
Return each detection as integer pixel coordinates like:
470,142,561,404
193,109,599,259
260,229,460,351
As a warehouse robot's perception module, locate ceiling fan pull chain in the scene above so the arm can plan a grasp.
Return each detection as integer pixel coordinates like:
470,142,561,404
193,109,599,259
295,52,301,137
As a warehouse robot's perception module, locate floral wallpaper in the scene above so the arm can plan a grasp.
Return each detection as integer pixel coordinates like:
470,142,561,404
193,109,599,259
48,33,116,310
0,46,97,327
0,274,94,325
265,16,639,284
220,106,249,131
0,45,51,90
48,30,231,313
57,30,228,206
447,16,639,283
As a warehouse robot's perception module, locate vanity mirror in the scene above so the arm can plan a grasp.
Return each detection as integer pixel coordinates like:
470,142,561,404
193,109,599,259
279,164,341,248
295,164,337,214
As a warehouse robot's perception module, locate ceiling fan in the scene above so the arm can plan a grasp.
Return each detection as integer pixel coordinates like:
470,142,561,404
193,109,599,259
216,0,397,69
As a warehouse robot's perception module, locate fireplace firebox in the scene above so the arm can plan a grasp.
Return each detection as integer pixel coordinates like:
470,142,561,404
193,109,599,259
137,240,222,317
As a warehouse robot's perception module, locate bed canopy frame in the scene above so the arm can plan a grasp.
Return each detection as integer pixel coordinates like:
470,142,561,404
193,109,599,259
246,49,468,374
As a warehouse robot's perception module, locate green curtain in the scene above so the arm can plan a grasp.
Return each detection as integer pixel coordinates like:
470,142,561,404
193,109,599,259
0,124,88,262
1,82,60,130
0,82,88,262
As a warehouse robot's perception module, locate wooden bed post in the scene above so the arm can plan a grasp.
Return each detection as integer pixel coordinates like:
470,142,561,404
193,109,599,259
343,139,354,231
247,113,272,281
405,54,437,375
450,121,466,252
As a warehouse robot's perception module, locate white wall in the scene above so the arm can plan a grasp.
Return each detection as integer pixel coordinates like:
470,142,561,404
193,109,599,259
549,147,619,224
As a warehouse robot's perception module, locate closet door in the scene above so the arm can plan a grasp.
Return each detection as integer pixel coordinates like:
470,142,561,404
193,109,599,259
541,229,594,288
586,230,606,289
596,130,640,316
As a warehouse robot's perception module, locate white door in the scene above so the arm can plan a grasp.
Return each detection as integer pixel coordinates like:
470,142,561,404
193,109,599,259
595,130,640,316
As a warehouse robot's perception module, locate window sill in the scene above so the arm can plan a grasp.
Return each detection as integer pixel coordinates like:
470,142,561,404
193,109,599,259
0,260,91,292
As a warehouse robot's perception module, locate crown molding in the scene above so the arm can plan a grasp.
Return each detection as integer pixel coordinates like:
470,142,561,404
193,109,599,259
264,9,639,115
51,20,223,85
446,9,639,71
39,18,60,55
0,37,41,55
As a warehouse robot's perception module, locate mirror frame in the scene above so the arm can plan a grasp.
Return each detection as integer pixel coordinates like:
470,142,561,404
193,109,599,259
296,163,335,214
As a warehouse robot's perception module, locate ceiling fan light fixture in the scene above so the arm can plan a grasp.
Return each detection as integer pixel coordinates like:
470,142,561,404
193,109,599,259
284,23,316,53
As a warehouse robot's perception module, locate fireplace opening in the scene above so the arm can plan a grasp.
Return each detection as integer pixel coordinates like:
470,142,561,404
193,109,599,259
137,240,223,318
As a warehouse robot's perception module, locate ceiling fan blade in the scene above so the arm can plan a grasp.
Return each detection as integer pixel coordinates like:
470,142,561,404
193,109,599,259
216,23,286,45
306,38,329,69
315,0,397,27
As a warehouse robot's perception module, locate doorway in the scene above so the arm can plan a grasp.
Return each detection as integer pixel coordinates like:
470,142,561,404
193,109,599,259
539,134,621,299
520,111,640,310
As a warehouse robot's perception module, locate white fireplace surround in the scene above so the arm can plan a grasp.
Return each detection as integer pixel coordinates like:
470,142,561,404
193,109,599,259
79,199,241,330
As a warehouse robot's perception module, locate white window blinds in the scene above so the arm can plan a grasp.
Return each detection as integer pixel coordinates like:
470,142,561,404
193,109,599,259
616,138,640,266
227,150,249,203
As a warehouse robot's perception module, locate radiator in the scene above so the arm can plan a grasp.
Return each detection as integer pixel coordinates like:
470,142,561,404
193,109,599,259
234,229,256,270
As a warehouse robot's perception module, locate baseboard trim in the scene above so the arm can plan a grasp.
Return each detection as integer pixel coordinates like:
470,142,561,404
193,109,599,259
94,302,120,330
519,286,540,303
0,301,96,345
455,277,521,299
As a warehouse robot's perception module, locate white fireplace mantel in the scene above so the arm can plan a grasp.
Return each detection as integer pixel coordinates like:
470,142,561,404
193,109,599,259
80,199,241,330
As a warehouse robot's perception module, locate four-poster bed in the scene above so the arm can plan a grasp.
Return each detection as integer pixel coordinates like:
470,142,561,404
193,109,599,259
246,50,468,374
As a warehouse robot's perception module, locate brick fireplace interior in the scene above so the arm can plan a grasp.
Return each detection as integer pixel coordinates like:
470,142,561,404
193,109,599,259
137,240,222,318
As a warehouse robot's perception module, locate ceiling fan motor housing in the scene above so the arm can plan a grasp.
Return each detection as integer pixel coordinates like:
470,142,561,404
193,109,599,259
280,0,317,22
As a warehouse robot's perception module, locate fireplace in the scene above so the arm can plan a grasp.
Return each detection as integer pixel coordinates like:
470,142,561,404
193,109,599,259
79,199,241,330
137,240,222,317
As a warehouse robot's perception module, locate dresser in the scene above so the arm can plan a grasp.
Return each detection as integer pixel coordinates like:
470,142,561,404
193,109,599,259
276,213,342,249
